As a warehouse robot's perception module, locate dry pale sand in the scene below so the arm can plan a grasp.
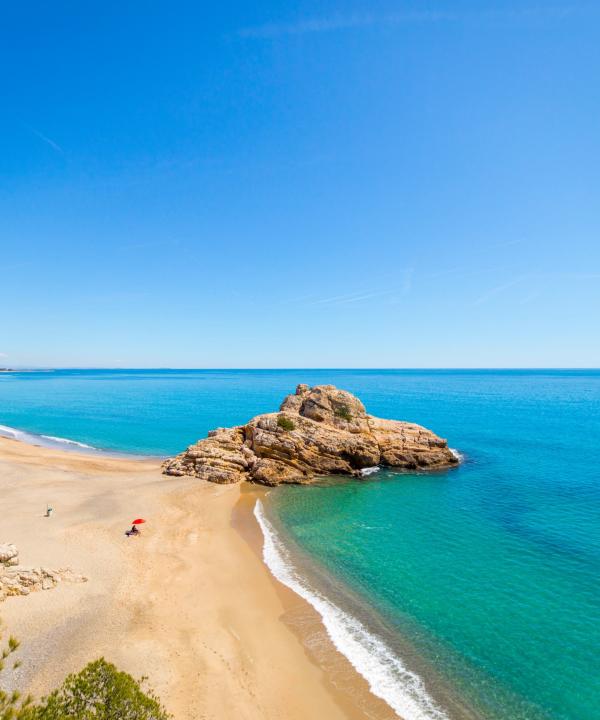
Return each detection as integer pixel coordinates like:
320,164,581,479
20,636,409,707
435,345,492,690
0,436,395,720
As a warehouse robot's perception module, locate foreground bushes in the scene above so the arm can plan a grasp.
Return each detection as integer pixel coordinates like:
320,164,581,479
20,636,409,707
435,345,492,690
1,628,169,720
0,626,32,720
32,659,170,720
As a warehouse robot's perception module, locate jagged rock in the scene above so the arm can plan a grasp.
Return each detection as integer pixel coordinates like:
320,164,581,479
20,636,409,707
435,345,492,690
0,543,19,566
166,426,251,484
163,384,458,486
0,546,87,602
0,567,87,601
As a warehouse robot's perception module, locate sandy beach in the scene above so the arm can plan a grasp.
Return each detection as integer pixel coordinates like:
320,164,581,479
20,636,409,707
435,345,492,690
0,436,394,720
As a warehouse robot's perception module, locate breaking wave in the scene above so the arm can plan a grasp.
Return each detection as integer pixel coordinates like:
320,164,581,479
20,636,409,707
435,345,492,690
360,465,381,476
253,499,449,720
40,434,95,449
0,424,98,453
450,448,464,462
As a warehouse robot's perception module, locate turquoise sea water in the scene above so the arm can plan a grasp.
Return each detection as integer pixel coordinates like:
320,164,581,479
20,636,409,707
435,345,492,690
1,369,599,719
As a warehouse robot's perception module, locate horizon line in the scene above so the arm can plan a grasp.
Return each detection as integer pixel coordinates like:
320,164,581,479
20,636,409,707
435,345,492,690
3,367,600,372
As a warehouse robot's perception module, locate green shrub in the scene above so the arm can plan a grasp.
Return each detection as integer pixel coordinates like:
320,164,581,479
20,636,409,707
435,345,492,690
0,690,34,720
1,626,34,720
277,415,295,431
32,658,170,720
334,405,352,422
1,644,169,720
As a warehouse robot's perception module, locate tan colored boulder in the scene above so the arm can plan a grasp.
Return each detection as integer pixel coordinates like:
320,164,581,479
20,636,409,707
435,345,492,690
164,426,250,484
251,458,309,486
163,384,458,485
368,417,453,469
0,564,87,603
0,543,19,566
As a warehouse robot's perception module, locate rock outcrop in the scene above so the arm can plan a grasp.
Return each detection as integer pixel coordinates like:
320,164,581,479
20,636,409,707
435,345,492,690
0,544,87,602
0,543,19,567
163,384,458,486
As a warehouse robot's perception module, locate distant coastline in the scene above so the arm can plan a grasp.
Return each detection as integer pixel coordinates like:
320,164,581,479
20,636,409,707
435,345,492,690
0,368,44,373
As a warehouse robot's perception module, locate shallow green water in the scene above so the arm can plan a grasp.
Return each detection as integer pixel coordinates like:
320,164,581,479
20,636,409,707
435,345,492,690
269,371,600,719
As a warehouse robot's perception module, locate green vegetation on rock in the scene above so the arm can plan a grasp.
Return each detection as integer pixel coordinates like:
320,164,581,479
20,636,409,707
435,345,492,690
334,405,352,422
277,415,295,431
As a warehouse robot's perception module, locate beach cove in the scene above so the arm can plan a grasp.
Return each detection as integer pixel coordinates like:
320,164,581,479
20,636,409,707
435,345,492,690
0,435,397,720
2,369,600,719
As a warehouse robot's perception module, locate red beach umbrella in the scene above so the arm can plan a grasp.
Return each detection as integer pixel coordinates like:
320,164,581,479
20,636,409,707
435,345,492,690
132,518,146,525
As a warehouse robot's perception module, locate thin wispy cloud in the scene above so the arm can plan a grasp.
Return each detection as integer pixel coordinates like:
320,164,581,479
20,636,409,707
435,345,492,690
29,127,64,154
481,5,580,22
237,5,587,39
401,267,414,295
84,291,148,306
0,352,7,359
333,289,398,305
118,239,181,252
305,288,392,307
292,267,599,312
301,270,414,308
519,290,541,306
237,11,453,38
472,270,600,307
546,272,600,280
487,238,523,250
472,275,529,307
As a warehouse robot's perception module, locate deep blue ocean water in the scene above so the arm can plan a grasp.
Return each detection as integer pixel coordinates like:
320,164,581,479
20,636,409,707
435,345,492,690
1,369,599,719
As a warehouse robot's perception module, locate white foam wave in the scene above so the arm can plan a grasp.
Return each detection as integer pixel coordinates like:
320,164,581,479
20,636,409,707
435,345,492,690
0,424,97,453
41,435,94,449
0,424,26,440
449,448,464,462
253,500,449,720
360,466,381,476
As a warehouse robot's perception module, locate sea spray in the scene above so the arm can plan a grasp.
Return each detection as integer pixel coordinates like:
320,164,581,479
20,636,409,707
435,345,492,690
449,448,464,462
254,499,449,720
360,465,381,476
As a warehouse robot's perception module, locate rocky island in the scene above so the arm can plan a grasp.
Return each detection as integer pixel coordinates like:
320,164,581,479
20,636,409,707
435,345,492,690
163,384,458,485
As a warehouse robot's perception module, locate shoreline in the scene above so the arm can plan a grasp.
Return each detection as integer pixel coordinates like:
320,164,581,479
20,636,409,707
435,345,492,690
256,490,485,720
0,436,392,720
254,498,448,720
0,422,164,460
0,427,473,720
233,486,398,720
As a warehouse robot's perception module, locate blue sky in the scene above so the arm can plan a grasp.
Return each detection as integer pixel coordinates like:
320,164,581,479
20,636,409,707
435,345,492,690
1,1,599,368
